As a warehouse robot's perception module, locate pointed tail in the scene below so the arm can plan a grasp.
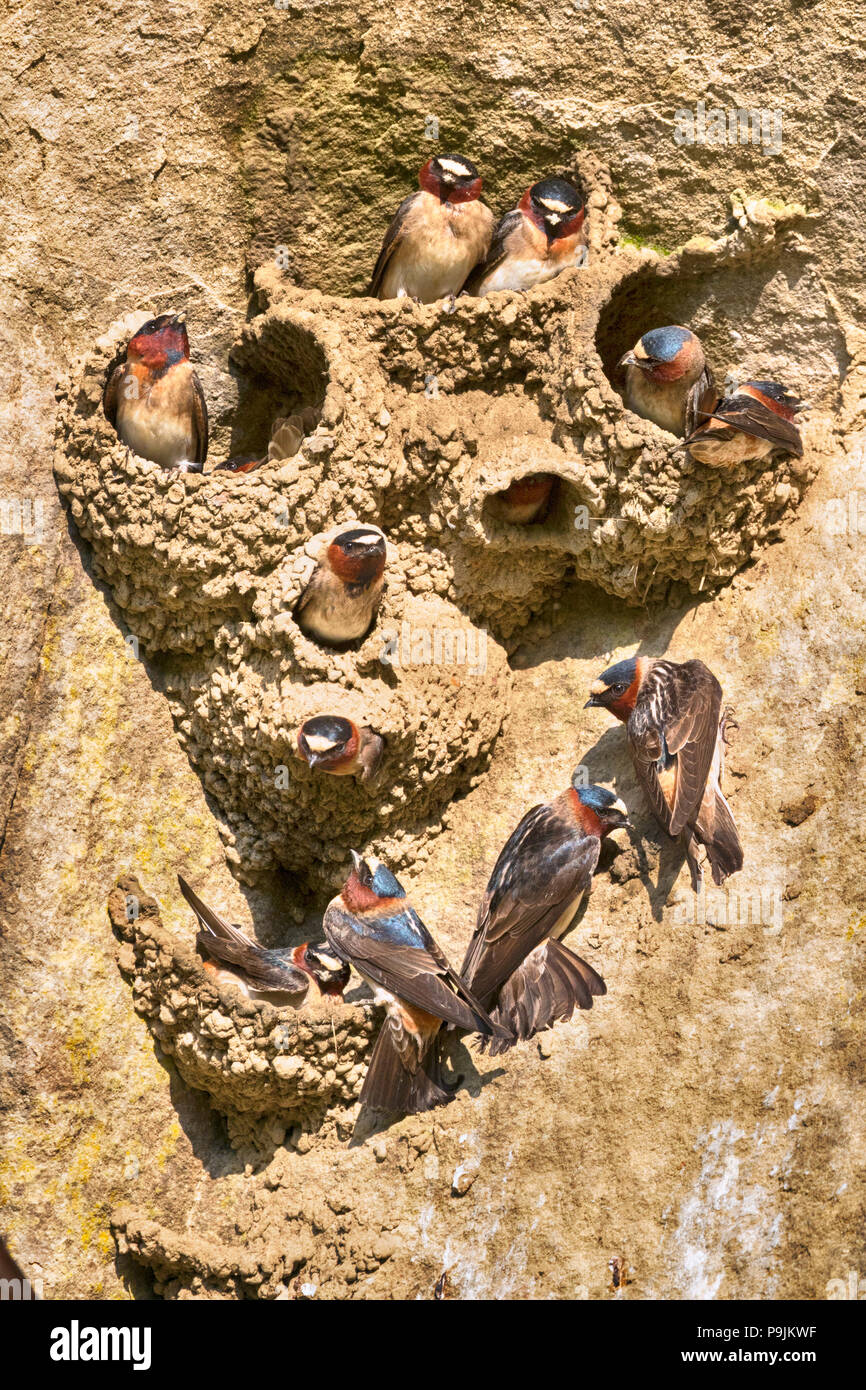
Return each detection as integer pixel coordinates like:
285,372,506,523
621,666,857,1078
359,1027,458,1114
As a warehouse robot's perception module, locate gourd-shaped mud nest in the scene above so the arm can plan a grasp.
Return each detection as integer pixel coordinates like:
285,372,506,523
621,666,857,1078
56,159,831,887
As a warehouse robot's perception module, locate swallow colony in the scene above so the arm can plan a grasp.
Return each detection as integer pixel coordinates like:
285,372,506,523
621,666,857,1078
103,152,804,1116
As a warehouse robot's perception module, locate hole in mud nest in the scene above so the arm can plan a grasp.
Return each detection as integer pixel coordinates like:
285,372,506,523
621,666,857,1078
594,251,839,406
226,321,329,462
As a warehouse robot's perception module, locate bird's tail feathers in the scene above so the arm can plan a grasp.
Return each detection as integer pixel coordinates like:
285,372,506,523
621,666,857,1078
481,939,606,1057
359,1027,458,1114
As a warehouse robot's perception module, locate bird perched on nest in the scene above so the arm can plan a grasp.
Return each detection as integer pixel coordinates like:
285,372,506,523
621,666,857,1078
463,176,587,296
103,312,208,471
459,779,627,1054
682,380,805,467
368,153,494,304
619,325,714,437
215,405,320,474
295,715,384,784
178,875,349,1002
323,852,506,1112
295,525,387,645
586,656,743,889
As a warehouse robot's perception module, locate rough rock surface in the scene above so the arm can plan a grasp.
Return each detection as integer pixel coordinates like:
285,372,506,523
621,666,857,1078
1,0,864,1301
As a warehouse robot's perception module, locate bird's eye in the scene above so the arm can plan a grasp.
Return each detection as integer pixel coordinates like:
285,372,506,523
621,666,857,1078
612,683,626,695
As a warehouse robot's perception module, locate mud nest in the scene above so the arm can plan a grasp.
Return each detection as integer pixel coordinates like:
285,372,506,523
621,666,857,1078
55,161,826,885
109,878,381,1124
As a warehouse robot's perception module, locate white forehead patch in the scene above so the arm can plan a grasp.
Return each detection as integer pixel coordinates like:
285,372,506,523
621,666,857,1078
353,531,384,546
611,797,629,816
305,734,340,752
439,158,471,178
317,953,343,971
539,197,572,214
589,678,608,695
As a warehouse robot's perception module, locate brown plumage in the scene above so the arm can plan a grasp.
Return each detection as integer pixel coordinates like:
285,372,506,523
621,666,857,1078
103,313,207,470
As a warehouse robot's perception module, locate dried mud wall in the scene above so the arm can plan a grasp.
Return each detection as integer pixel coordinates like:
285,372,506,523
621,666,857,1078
1,0,865,1300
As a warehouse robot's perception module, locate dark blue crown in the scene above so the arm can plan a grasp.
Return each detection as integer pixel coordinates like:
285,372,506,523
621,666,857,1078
574,783,619,811
641,325,691,362
370,863,406,899
598,656,638,687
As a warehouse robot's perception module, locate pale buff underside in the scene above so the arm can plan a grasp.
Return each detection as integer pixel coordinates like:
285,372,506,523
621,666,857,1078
687,429,773,467
476,223,587,296
300,574,383,643
380,193,494,302
116,363,197,467
624,365,698,436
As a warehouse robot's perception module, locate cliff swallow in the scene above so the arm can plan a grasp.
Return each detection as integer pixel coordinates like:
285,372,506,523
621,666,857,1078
295,526,387,645
683,380,805,467
323,852,504,1112
368,154,494,303
178,875,349,1000
215,409,317,474
463,177,587,296
103,312,208,470
586,656,743,889
295,715,384,783
619,326,714,437
460,779,626,1054
488,473,555,525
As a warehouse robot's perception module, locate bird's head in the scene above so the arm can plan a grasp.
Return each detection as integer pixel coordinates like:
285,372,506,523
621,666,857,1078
573,782,632,836
738,380,807,421
296,714,359,772
521,177,586,243
619,325,703,383
585,656,645,721
294,943,351,996
326,526,387,585
127,312,190,368
419,153,483,205
343,850,407,912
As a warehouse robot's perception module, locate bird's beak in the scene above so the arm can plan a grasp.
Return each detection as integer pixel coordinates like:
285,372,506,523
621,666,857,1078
618,351,639,369
584,696,600,709
173,310,187,325
349,849,365,875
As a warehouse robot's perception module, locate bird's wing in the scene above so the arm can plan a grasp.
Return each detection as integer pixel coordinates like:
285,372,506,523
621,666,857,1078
485,938,606,1054
179,875,307,991
324,903,494,1033
684,365,717,438
102,363,125,428
461,209,524,295
190,369,209,464
293,566,323,617
357,732,385,783
631,660,723,837
461,802,600,1003
367,191,422,296
712,395,803,456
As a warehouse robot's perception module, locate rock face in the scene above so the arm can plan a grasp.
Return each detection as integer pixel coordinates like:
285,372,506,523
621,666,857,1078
1,1,865,1302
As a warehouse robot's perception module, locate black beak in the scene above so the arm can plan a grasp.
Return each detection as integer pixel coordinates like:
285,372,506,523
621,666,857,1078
584,696,600,709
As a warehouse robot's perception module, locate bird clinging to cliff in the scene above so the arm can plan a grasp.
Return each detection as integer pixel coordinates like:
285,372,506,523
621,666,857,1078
586,656,743,890
459,778,625,1054
367,153,494,304
619,325,714,437
178,875,349,1002
488,472,556,525
103,312,208,471
295,525,387,645
462,176,587,297
682,380,805,467
295,715,384,784
323,852,505,1112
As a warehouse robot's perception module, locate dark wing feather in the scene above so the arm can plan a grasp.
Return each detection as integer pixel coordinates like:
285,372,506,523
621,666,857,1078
630,660,722,837
190,369,209,464
461,209,524,295
293,566,323,617
684,365,717,438
323,904,493,1033
485,938,606,1055
367,191,421,297
102,363,125,428
461,802,600,1004
712,395,802,456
